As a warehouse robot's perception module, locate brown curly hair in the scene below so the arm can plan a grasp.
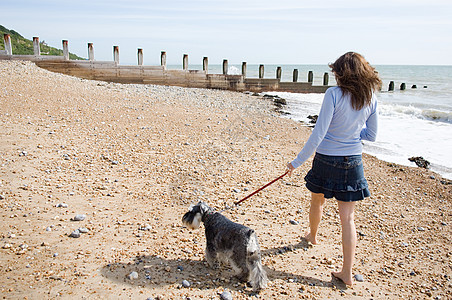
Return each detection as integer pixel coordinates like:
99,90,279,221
329,52,382,110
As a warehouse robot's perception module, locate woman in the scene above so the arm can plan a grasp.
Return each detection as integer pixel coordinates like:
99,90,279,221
287,52,382,286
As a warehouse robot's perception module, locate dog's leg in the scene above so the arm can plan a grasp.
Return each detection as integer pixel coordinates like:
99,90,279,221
230,250,250,282
205,245,218,269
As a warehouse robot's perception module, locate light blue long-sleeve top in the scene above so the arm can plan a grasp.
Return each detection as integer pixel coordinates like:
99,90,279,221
290,86,378,169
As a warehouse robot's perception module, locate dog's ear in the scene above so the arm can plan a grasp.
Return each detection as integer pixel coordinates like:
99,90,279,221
199,201,210,214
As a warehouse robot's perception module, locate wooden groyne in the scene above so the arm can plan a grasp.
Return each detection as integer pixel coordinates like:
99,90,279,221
0,35,332,93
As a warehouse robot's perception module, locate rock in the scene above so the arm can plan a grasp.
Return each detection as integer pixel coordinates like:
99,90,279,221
56,203,68,208
139,224,152,231
354,274,364,282
289,220,299,225
307,115,318,124
72,214,86,221
78,227,89,233
220,291,233,300
46,227,52,232
441,222,447,226
182,279,191,288
417,226,425,231
2,243,12,249
53,253,58,257
408,156,430,169
127,271,138,280
69,230,81,238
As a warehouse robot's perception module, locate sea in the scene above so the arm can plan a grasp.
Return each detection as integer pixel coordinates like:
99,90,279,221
168,64,452,180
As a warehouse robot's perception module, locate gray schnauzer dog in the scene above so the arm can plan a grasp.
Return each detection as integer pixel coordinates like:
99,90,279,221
182,201,268,292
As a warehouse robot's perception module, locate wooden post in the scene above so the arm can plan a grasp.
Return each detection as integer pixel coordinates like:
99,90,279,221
308,71,313,83
242,62,247,77
3,34,12,55
259,65,264,79
62,40,69,60
223,59,228,75
203,57,208,74
33,37,40,55
161,51,167,70
388,81,394,91
88,43,94,61
183,54,188,70
138,48,143,65
293,69,298,82
323,72,329,86
276,67,282,80
400,83,406,90
113,46,119,64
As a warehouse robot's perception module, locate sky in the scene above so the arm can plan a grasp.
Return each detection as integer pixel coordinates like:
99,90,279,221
2,0,452,66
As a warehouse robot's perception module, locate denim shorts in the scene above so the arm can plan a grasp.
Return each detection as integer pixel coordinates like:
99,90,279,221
305,153,370,202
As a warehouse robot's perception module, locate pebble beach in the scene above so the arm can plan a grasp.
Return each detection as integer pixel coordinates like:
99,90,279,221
0,60,451,299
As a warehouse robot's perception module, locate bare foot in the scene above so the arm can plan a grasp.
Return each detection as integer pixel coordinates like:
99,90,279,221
331,271,353,287
304,232,318,245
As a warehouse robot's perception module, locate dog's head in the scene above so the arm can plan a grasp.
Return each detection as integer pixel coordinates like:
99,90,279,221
182,201,211,230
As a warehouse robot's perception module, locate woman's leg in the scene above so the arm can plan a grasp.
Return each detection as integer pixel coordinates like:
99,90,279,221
305,192,325,244
332,200,357,286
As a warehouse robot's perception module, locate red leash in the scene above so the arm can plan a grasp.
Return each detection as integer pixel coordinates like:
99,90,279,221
234,170,289,206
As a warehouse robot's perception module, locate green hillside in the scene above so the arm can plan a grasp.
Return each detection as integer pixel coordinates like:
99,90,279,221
0,25,85,60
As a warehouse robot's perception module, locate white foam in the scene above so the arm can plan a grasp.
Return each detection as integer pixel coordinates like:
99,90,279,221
273,91,452,180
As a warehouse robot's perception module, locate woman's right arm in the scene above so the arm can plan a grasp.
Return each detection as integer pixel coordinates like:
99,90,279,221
289,88,336,169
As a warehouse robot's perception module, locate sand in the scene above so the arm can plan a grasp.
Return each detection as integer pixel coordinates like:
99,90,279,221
0,60,450,299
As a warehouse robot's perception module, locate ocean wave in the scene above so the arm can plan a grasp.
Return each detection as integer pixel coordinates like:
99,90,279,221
379,104,452,124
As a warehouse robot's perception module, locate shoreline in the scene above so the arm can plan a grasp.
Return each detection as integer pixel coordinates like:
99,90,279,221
0,60,451,299
268,90,452,181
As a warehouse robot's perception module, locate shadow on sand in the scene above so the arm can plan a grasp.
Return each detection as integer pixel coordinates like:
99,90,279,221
100,239,348,296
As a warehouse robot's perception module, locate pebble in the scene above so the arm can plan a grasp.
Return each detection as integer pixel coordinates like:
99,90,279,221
220,291,233,300
441,222,447,226
139,224,152,231
354,274,364,282
289,220,299,225
417,227,425,231
78,227,89,233
72,214,86,221
69,230,81,238
56,203,68,208
53,253,58,257
2,243,12,249
182,279,191,288
46,227,52,232
127,271,138,280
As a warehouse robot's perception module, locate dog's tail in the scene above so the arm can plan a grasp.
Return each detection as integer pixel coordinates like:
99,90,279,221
247,230,268,292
